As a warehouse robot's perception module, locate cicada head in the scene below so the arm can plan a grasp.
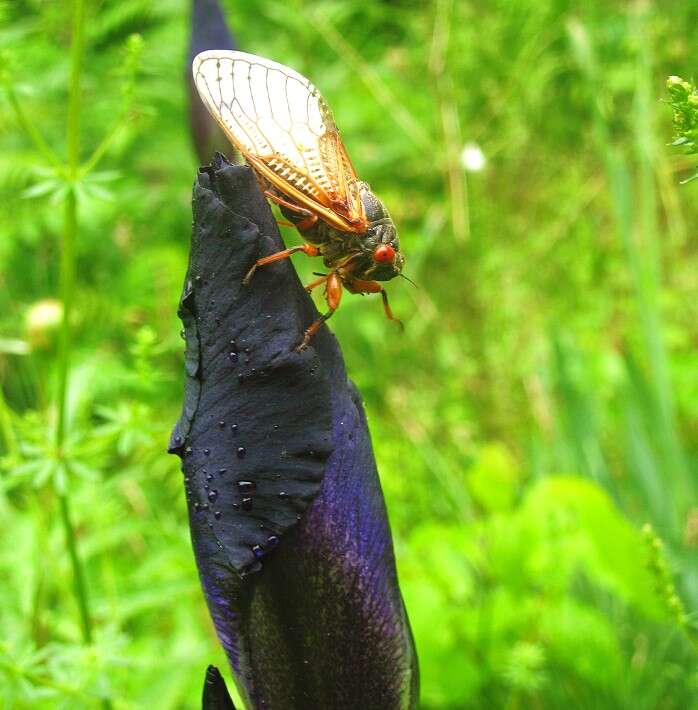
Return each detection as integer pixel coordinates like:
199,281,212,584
355,185,404,282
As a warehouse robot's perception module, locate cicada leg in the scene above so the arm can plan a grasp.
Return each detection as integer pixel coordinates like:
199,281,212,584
296,272,343,351
263,188,318,231
304,274,329,293
263,190,319,231
345,277,403,331
243,243,319,285
263,189,311,216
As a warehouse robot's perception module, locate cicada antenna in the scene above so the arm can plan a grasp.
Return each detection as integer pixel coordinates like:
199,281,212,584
399,273,418,289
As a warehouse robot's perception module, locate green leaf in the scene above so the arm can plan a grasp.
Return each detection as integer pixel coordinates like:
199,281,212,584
466,443,520,512
21,179,62,199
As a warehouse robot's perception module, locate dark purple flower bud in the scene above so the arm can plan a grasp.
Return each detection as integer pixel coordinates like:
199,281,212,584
187,0,239,163
202,665,236,709
170,156,418,709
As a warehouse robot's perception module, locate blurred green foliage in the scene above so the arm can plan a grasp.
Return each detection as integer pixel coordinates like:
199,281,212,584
667,75,698,182
1,0,697,708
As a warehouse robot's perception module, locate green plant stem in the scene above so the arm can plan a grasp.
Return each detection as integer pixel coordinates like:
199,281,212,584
56,189,77,450
55,0,97,655
67,0,86,177
58,486,93,643
631,8,691,504
0,387,18,457
56,0,86,448
429,0,469,243
80,118,127,175
3,85,63,170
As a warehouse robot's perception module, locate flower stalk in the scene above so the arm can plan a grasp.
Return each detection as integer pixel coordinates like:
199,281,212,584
55,0,96,654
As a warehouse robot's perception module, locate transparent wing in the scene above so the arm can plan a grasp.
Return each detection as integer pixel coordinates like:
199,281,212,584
192,50,367,232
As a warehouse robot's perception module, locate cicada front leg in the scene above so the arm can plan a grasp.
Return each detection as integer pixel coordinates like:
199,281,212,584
296,272,343,351
242,243,320,285
345,277,403,331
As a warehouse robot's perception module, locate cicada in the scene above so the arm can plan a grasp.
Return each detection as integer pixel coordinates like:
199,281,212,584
192,50,404,349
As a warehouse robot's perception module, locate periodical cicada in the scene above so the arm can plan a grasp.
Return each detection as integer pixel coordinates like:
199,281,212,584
192,50,404,349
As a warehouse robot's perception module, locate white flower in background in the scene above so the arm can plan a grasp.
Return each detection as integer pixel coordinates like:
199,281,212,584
460,142,486,173
25,298,63,349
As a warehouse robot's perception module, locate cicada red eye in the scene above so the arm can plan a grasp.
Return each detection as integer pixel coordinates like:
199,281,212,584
373,244,395,263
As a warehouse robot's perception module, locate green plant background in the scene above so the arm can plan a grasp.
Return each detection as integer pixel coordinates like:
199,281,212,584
1,1,697,708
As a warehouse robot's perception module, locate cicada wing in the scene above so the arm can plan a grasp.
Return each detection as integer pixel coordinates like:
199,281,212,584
192,50,367,232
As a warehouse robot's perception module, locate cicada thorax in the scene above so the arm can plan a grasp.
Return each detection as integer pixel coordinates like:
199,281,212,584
277,181,403,282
